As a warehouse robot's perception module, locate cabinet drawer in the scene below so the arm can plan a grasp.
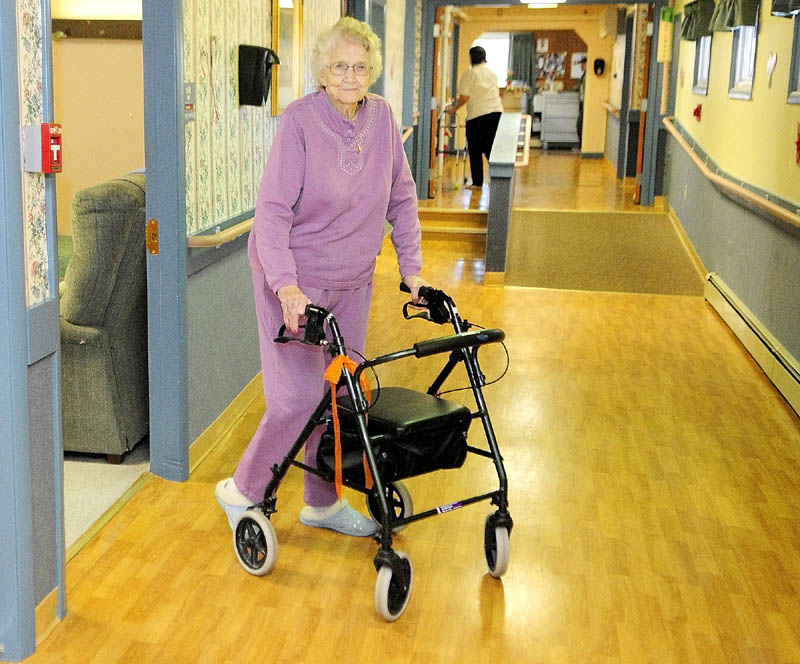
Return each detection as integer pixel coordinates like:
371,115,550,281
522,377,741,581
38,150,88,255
543,131,578,143
544,118,578,132
545,106,578,120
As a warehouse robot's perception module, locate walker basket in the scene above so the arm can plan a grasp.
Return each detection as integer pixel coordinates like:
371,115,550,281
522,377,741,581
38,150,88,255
317,387,471,483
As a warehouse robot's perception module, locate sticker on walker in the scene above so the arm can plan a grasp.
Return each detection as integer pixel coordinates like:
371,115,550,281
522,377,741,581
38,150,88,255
436,502,463,514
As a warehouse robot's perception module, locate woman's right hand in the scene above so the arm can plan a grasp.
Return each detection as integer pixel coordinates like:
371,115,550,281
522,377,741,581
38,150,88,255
276,285,311,334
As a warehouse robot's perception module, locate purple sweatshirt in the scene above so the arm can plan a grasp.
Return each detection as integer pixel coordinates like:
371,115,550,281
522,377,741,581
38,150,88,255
248,90,422,293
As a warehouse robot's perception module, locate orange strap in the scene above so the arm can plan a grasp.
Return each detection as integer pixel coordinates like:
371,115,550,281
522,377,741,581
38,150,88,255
324,356,373,499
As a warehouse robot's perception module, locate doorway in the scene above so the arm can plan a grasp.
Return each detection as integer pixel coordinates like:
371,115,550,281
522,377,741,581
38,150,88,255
50,15,149,550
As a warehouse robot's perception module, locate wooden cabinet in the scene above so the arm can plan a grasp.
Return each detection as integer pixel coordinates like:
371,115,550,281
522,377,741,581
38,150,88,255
535,92,579,149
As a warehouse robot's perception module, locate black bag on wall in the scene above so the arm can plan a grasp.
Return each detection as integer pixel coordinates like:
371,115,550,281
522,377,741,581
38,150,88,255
238,45,280,107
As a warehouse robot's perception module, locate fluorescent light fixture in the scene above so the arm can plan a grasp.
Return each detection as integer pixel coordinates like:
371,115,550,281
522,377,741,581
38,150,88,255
51,0,142,20
279,0,294,7
527,3,558,6
520,0,566,4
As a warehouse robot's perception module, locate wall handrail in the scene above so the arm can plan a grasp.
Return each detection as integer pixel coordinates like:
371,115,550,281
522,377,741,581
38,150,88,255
603,101,620,117
663,117,800,230
187,216,253,248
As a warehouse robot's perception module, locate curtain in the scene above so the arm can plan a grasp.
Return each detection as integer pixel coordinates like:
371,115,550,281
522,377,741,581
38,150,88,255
508,33,535,115
680,0,716,39
680,1,698,38
710,0,761,30
771,0,800,16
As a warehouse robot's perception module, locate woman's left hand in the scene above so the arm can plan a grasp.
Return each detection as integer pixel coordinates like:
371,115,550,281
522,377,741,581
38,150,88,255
401,274,431,304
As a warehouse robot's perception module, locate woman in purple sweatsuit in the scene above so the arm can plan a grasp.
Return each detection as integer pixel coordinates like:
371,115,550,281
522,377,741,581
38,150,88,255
215,17,427,537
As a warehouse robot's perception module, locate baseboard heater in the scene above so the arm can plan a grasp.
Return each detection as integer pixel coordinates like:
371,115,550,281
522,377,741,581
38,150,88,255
705,273,800,416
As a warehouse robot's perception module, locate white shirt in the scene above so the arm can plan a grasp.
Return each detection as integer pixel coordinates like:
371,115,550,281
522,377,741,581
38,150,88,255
457,63,504,121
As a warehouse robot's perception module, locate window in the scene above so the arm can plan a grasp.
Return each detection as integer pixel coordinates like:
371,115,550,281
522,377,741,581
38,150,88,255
473,33,511,85
790,16,800,103
693,35,712,94
729,24,758,99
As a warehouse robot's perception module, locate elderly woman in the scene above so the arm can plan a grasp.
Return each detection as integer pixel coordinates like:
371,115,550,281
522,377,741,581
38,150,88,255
216,17,427,537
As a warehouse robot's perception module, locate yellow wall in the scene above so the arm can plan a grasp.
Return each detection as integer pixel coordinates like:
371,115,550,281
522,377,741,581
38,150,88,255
673,1,800,205
52,38,145,236
457,5,615,155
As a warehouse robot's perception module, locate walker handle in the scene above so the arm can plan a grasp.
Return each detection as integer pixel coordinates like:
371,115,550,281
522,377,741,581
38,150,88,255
413,329,504,358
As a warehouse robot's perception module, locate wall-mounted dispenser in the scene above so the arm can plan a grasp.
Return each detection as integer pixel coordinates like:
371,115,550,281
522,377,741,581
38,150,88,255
593,58,606,76
238,45,280,106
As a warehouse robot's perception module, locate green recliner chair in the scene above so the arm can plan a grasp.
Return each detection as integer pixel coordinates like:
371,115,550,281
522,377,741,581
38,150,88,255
60,173,148,462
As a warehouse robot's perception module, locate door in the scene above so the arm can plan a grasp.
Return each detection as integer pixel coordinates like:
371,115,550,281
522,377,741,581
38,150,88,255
142,0,190,482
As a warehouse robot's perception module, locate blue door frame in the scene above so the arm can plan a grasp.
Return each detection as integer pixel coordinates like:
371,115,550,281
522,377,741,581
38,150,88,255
349,0,387,96
1,0,66,658
0,2,36,657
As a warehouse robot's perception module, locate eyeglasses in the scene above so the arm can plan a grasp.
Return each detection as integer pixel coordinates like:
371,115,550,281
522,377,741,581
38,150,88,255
328,62,371,78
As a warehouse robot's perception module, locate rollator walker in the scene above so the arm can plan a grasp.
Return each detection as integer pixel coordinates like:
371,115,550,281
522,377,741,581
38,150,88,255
230,285,514,621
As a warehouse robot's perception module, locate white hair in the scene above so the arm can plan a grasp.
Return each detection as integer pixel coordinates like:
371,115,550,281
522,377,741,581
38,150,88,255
310,16,383,88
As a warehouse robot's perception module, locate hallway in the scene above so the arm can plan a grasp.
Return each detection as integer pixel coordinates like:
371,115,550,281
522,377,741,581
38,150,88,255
420,147,660,214
27,153,800,662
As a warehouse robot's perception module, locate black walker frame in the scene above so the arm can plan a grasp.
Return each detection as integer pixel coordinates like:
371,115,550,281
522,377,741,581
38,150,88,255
231,285,513,621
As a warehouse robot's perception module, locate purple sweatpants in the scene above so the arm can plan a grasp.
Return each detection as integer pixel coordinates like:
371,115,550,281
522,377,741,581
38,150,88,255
233,267,373,507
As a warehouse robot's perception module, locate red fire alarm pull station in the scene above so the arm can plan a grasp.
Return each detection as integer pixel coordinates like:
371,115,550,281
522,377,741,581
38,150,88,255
23,123,63,173
796,123,800,166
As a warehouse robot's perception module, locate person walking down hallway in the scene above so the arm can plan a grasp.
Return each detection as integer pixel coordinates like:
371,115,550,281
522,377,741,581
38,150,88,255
446,46,504,189
215,17,428,538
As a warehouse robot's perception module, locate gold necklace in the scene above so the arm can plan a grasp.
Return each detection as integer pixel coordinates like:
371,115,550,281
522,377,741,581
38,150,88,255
347,102,362,151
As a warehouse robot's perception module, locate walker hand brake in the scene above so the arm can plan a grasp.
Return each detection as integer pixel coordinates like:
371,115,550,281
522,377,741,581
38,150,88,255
398,282,453,324
274,304,329,345
403,302,432,321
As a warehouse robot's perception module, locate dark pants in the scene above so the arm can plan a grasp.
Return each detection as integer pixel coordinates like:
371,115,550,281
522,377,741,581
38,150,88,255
577,103,584,144
465,111,502,187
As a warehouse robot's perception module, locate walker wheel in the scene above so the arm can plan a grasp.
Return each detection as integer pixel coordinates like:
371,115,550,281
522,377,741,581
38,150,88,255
234,508,278,576
366,480,413,533
374,551,413,621
484,515,510,578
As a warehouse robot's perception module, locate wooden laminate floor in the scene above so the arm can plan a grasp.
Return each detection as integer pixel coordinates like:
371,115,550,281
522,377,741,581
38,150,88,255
420,147,663,213
29,155,800,663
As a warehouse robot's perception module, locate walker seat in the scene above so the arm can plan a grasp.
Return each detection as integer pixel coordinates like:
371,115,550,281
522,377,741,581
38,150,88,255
317,386,471,483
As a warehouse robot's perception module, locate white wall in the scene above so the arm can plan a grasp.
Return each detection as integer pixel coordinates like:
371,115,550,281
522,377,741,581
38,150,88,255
609,33,625,109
